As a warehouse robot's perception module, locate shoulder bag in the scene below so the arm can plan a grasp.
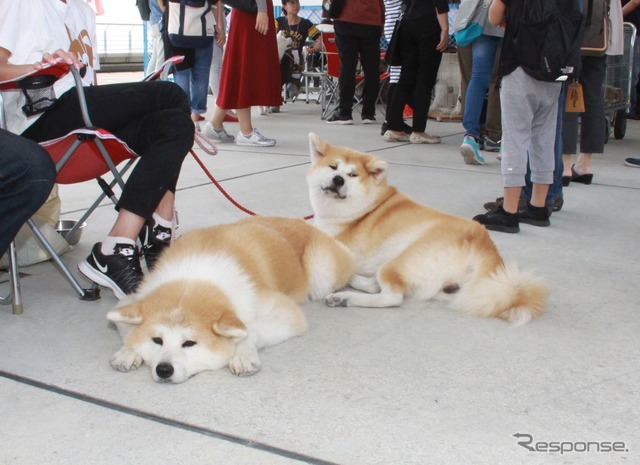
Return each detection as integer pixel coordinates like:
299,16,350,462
453,0,490,47
168,0,215,48
322,0,345,19
385,13,403,67
581,0,611,56
221,0,257,13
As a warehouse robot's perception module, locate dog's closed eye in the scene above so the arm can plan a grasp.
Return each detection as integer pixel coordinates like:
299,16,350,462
182,340,197,348
152,337,163,345
329,164,337,170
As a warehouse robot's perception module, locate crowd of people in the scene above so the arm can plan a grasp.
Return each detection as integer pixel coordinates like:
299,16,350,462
1,0,639,301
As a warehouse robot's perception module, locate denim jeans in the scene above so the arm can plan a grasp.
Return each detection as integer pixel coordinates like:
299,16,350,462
21,81,193,220
463,34,501,139
173,43,214,114
0,129,56,256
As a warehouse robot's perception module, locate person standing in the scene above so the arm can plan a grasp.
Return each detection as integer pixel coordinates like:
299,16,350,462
325,0,385,125
383,0,449,144
203,0,282,146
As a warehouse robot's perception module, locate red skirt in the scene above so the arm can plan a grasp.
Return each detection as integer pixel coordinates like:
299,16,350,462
217,2,283,109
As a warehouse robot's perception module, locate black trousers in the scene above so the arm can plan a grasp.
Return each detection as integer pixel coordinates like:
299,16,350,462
22,81,194,220
387,16,442,133
333,20,382,118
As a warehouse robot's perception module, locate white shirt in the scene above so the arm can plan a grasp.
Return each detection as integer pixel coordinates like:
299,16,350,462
0,0,99,134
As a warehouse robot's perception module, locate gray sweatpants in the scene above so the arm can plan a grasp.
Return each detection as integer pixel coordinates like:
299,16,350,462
500,67,561,187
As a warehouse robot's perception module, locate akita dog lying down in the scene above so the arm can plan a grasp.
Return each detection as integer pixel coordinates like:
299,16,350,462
107,216,355,383
307,133,547,325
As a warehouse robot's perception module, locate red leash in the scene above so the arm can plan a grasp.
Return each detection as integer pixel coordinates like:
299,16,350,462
189,150,314,220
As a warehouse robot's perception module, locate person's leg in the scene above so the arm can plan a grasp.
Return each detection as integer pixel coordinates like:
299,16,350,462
209,42,224,97
0,129,56,256
410,29,442,135
629,37,639,117
462,35,500,139
358,25,382,120
22,81,193,228
574,55,607,175
483,46,502,144
456,44,472,115
189,44,214,117
333,22,359,118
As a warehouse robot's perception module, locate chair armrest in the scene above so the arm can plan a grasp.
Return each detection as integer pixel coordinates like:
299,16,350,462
142,55,185,82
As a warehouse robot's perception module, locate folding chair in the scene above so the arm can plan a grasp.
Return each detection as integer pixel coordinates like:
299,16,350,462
0,57,183,314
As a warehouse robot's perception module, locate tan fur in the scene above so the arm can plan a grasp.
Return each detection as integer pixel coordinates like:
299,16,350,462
107,216,355,383
307,133,547,324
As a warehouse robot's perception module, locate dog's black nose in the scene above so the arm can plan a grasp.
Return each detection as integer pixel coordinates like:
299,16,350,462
333,175,344,187
156,363,174,379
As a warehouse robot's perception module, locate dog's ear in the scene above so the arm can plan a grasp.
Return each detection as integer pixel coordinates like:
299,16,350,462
309,132,328,164
212,312,248,341
107,303,144,325
366,159,388,183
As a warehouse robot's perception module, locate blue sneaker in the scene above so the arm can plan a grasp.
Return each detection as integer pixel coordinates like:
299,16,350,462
460,136,485,165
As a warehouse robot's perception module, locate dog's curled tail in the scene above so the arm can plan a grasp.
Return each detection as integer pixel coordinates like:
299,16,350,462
454,262,548,325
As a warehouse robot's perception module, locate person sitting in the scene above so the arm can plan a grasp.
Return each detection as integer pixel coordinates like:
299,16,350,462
0,0,194,299
274,0,320,109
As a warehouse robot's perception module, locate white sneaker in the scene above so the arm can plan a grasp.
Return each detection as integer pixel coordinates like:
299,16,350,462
236,128,276,147
202,122,235,143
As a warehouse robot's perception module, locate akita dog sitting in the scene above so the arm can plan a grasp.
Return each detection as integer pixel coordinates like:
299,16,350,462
306,133,547,325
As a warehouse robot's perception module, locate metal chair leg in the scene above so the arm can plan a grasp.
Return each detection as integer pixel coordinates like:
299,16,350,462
0,242,24,314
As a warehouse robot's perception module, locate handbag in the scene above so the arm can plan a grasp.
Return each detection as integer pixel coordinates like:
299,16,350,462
453,0,490,47
385,16,403,67
221,0,257,13
565,81,586,112
167,0,215,48
581,0,611,56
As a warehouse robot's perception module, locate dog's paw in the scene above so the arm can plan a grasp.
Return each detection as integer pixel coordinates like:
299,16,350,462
110,346,143,372
229,354,262,377
325,293,349,307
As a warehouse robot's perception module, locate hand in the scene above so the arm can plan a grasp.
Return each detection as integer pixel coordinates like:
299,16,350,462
255,11,269,35
37,49,83,71
215,25,226,47
436,30,449,52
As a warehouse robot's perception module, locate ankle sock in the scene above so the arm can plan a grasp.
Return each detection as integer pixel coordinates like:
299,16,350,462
101,236,135,255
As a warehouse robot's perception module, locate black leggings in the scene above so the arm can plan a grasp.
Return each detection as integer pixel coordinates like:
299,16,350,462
22,80,194,220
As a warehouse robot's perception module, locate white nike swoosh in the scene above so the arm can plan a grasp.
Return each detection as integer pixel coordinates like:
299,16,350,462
92,252,108,273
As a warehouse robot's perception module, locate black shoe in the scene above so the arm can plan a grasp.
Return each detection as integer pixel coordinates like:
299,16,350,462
551,196,563,212
326,112,353,125
473,206,520,233
362,114,377,124
518,203,551,227
78,242,143,299
570,164,593,185
140,223,171,272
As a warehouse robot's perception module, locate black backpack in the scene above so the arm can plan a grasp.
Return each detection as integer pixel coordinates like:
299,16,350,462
514,0,584,82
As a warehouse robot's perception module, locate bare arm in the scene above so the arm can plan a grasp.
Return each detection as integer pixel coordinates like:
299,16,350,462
622,0,640,17
488,0,506,27
436,11,449,52
0,47,82,82
213,3,226,46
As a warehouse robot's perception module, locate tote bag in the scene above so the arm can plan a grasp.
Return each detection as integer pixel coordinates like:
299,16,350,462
221,0,257,14
453,0,490,46
581,0,611,56
168,0,215,48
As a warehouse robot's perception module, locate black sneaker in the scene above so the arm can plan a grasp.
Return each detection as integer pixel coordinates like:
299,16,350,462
362,114,377,124
518,203,551,227
78,242,143,299
326,112,353,125
140,223,171,272
473,206,520,233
